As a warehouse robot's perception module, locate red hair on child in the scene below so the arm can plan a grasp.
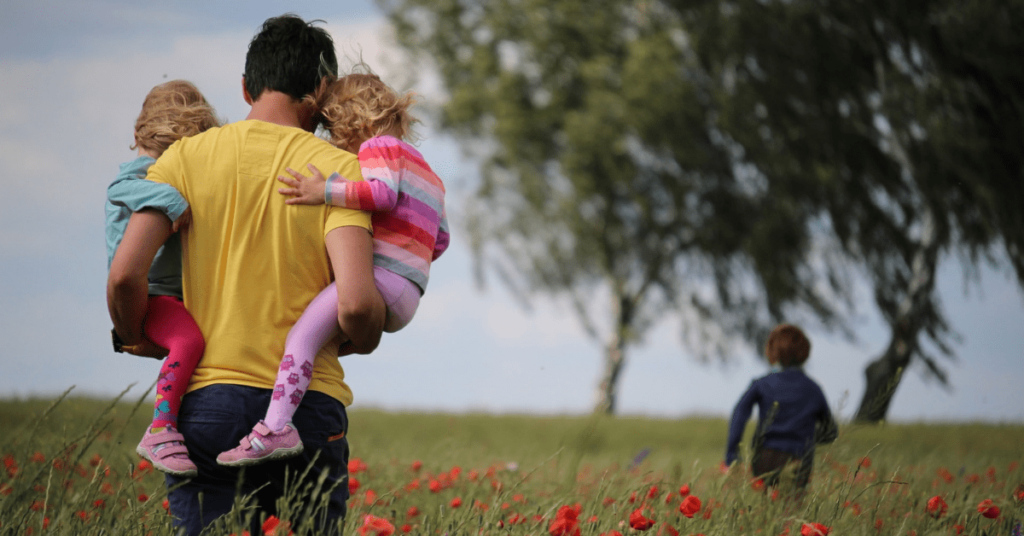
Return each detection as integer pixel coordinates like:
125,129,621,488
764,324,811,367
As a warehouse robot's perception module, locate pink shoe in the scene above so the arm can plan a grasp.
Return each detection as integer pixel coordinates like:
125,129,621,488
136,427,198,477
216,421,303,467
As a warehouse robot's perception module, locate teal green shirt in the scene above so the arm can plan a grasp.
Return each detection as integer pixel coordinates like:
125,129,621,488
105,156,188,298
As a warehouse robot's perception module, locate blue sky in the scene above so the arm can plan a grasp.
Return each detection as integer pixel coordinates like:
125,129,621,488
1,1,1022,424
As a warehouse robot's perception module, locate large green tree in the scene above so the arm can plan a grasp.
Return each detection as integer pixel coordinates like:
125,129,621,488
380,0,1024,418
688,0,1024,421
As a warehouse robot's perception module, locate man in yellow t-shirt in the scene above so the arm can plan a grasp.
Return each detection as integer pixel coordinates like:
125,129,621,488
107,15,385,536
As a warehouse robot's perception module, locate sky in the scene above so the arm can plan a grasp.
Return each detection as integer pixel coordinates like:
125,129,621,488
1,1,1022,425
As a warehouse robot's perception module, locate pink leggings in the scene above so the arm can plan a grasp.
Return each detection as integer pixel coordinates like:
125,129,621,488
144,295,204,431
263,268,419,431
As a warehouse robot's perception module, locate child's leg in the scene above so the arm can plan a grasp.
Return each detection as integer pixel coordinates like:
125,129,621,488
374,266,421,333
145,295,205,431
136,295,204,477
263,283,342,432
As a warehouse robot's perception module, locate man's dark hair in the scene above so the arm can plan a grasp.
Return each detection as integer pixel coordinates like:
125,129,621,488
244,14,338,102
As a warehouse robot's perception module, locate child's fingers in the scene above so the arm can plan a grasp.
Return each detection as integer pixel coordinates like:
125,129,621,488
278,187,298,196
286,195,318,206
284,167,309,181
277,175,300,187
307,163,325,179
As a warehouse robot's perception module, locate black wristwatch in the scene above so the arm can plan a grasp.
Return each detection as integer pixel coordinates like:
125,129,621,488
111,328,125,353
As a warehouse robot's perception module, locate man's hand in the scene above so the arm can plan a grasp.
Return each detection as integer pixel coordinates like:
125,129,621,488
277,164,330,205
122,339,169,359
171,207,192,233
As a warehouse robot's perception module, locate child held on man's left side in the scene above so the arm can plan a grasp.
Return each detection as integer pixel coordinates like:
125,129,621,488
106,80,220,477
215,69,449,466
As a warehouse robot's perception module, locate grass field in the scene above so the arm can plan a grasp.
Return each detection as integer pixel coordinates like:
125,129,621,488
0,390,1021,535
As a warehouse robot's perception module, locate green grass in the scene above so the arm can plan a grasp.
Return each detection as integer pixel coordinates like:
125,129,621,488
0,392,1021,535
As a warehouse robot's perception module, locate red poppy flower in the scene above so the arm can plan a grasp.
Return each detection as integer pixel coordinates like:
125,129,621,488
358,515,395,536
678,484,690,497
400,524,412,534
977,499,1000,519
349,477,361,493
647,485,660,499
410,460,422,471
602,497,616,507
348,458,368,474
799,522,830,536
262,516,294,536
678,496,701,518
30,452,45,463
926,496,947,518
629,508,655,531
428,480,441,493
600,532,623,536
407,506,419,517
363,489,378,506
449,497,462,508
137,493,149,502
549,504,582,536
751,479,765,492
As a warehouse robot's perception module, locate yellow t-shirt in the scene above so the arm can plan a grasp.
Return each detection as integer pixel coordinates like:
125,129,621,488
147,120,370,405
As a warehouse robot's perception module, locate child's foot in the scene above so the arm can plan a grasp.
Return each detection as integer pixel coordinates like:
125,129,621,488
216,421,303,467
136,427,198,478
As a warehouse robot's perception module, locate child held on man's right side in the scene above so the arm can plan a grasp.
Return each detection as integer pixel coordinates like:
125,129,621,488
215,71,449,466
724,323,838,492
106,80,220,477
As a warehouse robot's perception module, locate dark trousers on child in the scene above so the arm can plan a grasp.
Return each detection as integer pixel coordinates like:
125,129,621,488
752,447,813,490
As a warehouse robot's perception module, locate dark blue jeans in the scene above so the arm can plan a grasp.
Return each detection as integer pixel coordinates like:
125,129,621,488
166,384,350,535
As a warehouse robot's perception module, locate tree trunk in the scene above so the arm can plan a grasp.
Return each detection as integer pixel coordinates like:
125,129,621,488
593,333,626,415
855,209,939,423
593,292,633,415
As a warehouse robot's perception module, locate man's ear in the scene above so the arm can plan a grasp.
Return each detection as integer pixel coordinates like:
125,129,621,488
242,77,253,105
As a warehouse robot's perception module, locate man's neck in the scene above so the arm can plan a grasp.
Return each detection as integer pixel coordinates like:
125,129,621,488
245,91,309,130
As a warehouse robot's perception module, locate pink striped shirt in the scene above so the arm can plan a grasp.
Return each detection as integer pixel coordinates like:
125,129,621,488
325,135,449,293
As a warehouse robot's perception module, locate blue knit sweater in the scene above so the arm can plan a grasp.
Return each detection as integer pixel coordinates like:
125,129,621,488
725,367,837,465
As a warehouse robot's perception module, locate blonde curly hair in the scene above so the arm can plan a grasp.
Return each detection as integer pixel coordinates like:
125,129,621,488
132,80,220,157
311,68,419,153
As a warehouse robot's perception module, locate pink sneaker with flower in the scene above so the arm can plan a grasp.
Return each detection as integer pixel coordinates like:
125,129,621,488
216,420,303,467
136,426,198,477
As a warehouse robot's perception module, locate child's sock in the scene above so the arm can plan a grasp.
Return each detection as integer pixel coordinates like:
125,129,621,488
264,283,342,432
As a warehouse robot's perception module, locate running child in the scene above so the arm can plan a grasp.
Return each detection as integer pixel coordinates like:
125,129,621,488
106,80,220,477
216,70,449,466
724,323,838,492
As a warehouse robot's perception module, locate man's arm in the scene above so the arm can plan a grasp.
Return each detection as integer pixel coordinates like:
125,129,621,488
107,209,173,345
325,226,386,354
